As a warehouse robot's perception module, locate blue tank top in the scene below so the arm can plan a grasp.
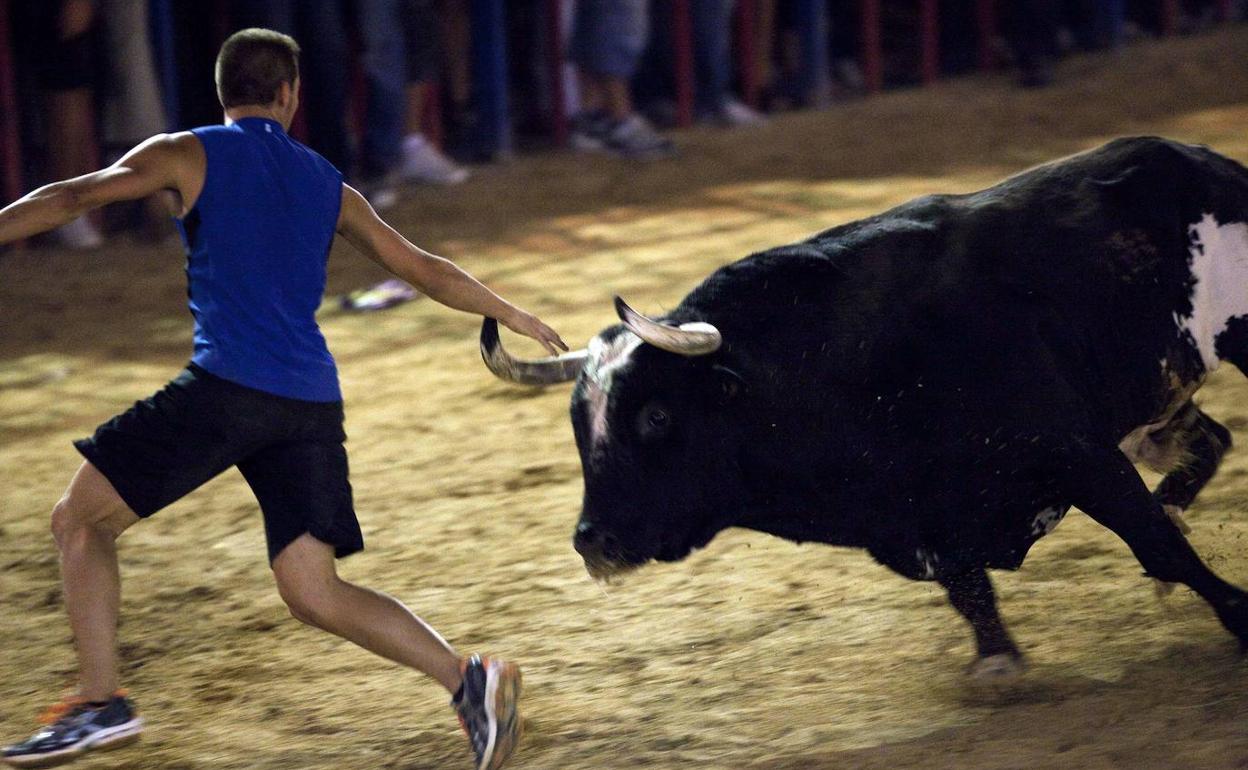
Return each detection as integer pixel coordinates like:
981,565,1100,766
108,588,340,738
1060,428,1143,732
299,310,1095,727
175,117,343,402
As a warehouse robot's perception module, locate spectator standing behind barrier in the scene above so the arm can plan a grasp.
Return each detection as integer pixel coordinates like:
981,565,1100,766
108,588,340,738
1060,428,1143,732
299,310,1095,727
399,0,470,186
1008,0,1060,87
639,0,766,127
18,0,104,249
690,0,766,126
568,0,674,159
231,1,352,172
97,0,171,238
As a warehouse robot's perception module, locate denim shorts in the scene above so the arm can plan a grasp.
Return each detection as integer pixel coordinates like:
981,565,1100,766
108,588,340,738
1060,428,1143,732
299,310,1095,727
568,0,650,79
74,364,363,564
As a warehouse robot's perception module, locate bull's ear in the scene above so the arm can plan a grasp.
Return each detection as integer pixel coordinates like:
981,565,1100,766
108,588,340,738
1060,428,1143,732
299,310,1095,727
710,365,747,407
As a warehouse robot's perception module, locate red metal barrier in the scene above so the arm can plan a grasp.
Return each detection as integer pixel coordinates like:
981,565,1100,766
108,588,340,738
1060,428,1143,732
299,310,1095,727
1160,0,1179,34
976,0,997,70
0,0,23,210
919,0,939,84
671,0,695,127
423,83,444,150
860,0,882,93
735,0,759,109
1216,0,1232,21
545,0,568,147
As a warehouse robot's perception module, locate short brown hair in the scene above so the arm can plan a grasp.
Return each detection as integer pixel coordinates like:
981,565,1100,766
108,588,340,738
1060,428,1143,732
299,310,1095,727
214,28,300,109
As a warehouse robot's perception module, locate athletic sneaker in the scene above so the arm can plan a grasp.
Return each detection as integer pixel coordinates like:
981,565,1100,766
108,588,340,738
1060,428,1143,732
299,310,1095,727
400,134,469,186
453,654,522,770
569,110,612,153
2,694,142,768
709,99,768,128
50,216,103,250
602,115,674,160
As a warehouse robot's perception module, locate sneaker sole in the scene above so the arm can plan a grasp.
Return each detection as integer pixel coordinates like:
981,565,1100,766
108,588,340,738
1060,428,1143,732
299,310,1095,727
479,661,522,770
2,719,143,769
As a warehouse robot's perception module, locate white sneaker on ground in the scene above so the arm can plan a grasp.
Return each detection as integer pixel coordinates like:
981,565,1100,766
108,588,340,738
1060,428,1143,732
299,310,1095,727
52,216,103,250
400,134,469,186
713,99,767,128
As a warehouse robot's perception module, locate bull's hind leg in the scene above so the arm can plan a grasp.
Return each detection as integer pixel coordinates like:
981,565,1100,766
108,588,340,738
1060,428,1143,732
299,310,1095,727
1150,401,1232,525
1062,445,1248,649
937,568,1025,679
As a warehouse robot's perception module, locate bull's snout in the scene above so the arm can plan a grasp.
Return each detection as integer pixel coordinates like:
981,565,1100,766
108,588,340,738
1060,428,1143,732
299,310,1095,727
573,520,621,562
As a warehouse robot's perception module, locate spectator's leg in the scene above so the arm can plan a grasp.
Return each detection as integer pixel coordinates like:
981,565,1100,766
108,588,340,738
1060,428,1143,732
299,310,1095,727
36,1,102,248
356,0,405,188
1010,0,1059,87
398,0,468,185
693,0,764,125
296,0,351,174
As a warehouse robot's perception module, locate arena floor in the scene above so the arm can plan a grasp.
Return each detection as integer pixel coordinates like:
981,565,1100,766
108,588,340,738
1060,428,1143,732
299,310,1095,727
4,27,1248,770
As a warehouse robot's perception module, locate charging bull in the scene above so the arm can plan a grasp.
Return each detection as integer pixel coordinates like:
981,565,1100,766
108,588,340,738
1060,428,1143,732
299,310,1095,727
481,137,1248,678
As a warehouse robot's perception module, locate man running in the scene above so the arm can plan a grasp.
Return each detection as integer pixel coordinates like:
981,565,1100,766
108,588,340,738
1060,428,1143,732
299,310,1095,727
0,28,560,770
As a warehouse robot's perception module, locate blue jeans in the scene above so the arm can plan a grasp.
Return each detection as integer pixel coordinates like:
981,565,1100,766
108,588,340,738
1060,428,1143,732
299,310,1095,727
356,0,406,178
230,0,404,180
692,0,735,114
569,0,649,79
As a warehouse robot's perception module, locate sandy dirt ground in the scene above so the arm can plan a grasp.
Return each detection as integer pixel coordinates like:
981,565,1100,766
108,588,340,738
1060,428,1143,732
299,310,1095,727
4,27,1248,770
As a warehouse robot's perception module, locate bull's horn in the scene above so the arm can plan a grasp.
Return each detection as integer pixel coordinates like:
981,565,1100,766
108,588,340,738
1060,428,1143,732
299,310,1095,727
614,296,721,356
480,317,589,385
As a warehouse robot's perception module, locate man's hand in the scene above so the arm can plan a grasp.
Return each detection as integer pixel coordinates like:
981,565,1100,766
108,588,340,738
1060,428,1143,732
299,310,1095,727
502,309,568,356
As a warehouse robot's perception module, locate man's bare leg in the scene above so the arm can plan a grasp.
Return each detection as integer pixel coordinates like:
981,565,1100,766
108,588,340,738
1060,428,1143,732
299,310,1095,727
271,534,463,693
50,462,141,702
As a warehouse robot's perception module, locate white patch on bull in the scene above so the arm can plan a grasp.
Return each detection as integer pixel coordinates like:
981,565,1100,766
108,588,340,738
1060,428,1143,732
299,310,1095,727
583,331,643,446
1030,506,1066,537
1173,213,1248,372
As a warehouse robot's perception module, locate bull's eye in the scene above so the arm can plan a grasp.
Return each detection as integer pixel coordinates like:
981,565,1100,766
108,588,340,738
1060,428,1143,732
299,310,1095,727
637,404,672,439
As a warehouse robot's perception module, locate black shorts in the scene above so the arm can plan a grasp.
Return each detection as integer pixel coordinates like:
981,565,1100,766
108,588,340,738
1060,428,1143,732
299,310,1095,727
74,364,363,564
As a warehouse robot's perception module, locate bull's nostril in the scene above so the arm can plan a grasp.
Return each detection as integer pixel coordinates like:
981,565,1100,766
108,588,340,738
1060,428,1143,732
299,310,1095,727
599,531,622,559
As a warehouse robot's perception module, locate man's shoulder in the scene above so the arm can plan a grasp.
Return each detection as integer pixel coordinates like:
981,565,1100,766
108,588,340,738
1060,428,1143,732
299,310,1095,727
290,139,343,182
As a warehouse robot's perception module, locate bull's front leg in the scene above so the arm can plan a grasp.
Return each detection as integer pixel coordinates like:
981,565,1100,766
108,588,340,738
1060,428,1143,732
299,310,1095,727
1063,444,1248,649
937,568,1025,679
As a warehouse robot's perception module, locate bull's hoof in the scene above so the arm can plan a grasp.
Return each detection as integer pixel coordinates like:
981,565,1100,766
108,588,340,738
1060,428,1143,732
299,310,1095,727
965,652,1026,681
1153,578,1178,598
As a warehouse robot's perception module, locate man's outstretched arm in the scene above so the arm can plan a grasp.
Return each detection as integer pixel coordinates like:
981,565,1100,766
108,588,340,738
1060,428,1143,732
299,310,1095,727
0,133,201,246
335,183,568,354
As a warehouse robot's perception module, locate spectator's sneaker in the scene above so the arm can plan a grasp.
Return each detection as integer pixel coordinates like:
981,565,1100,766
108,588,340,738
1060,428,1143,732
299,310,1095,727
603,115,674,160
360,174,400,212
452,654,522,770
2,693,142,768
570,110,612,153
709,98,768,128
400,134,469,186
51,216,103,250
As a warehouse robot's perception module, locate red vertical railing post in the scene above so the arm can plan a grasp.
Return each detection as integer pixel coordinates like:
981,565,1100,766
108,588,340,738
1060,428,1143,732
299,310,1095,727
975,0,997,70
545,0,568,146
672,0,696,127
0,0,24,215
919,0,939,85
860,0,882,93
1215,0,1232,21
423,83,444,149
735,0,760,109
1160,0,1179,34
